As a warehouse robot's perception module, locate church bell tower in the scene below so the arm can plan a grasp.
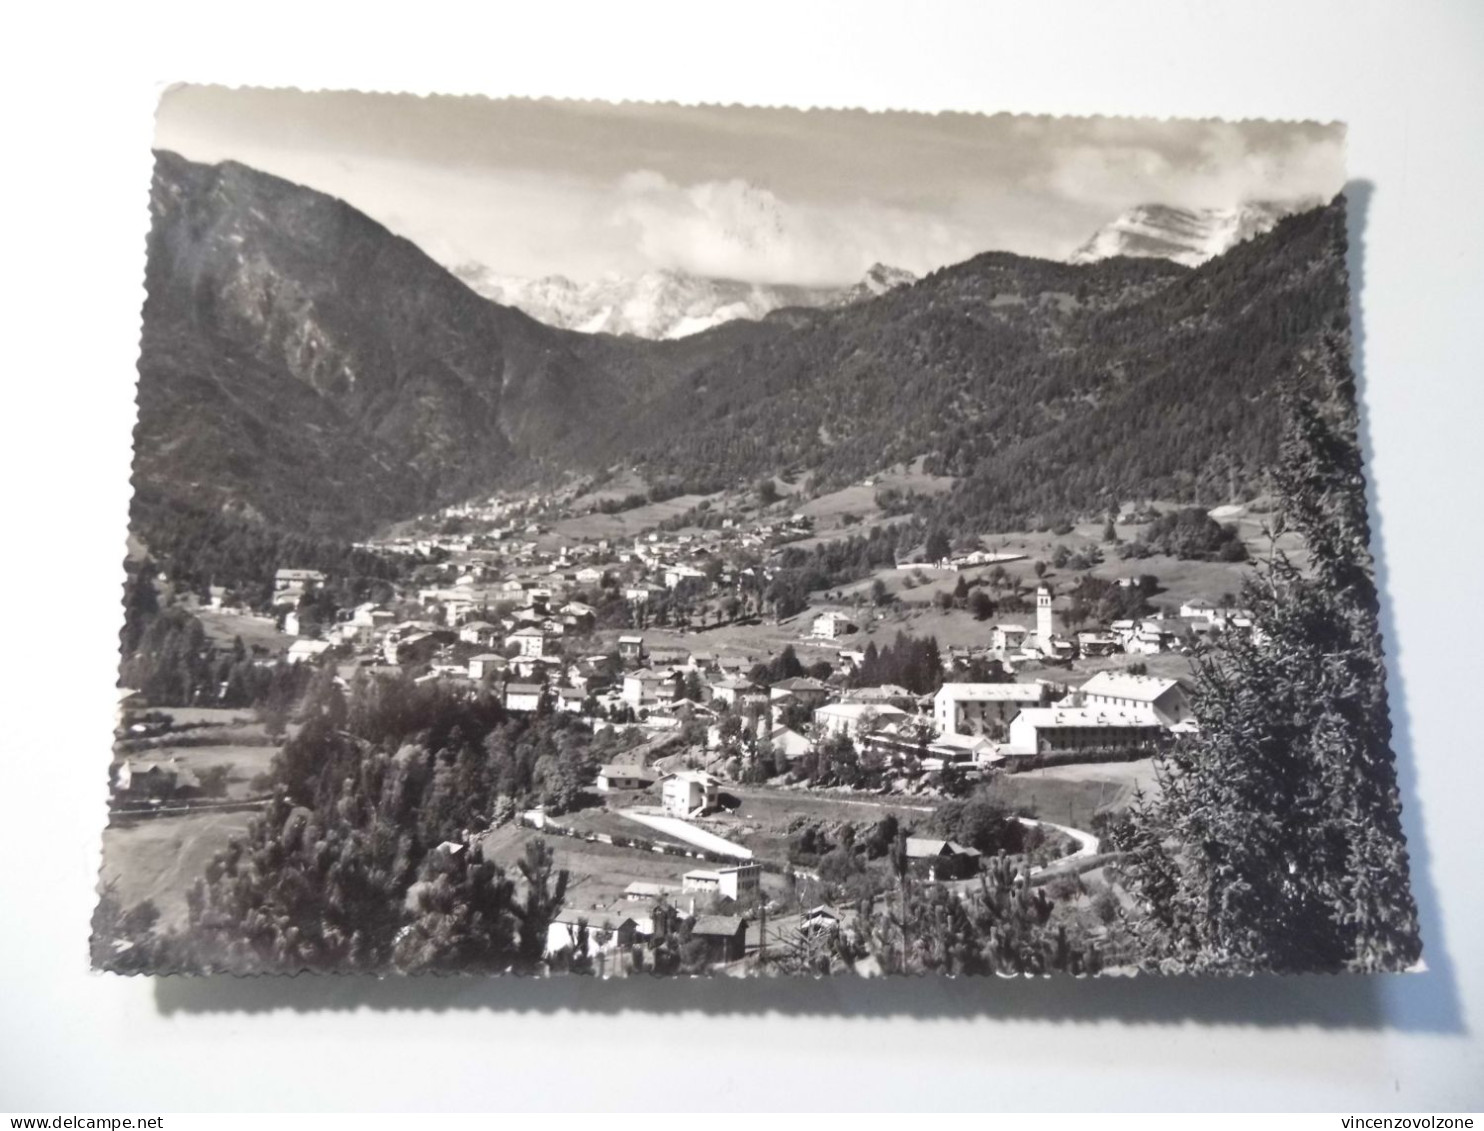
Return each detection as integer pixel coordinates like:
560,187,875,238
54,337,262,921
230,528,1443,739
1036,584,1054,655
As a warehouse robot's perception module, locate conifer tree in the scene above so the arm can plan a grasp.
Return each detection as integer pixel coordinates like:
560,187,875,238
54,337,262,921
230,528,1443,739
394,843,518,974
1117,337,1421,974
512,838,568,973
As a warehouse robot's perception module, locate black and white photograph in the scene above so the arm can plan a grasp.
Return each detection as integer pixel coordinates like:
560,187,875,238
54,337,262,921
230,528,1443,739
93,87,1423,980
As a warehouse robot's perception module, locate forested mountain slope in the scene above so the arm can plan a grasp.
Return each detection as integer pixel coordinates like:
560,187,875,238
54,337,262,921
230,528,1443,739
132,151,1352,544
621,201,1352,530
136,151,632,537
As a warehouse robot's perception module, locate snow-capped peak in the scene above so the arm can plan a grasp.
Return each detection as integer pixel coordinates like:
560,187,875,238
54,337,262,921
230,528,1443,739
452,262,917,339
1069,200,1318,268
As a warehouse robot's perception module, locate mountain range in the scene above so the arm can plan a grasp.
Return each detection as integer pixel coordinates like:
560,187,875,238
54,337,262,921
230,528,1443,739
1069,200,1312,268
131,151,1351,547
453,262,916,341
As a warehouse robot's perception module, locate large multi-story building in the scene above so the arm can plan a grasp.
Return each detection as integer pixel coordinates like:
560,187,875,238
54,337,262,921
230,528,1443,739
932,682,1047,737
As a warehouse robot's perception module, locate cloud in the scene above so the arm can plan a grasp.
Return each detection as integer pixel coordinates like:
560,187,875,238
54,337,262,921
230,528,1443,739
1039,124,1346,214
606,170,975,285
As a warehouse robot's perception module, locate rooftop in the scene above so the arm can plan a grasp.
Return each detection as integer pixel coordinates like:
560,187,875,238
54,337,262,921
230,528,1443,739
1078,671,1182,701
905,837,981,859
690,915,746,937
935,682,1043,701
816,702,908,720
598,763,658,781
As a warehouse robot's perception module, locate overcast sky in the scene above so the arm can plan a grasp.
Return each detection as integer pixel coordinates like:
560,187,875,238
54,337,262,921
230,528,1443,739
155,87,1345,286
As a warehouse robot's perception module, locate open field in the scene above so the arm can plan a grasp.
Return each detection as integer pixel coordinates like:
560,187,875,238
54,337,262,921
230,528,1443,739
99,809,257,930
117,708,284,799
794,460,956,538
556,805,661,843
195,609,293,654
566,469,649,510
710,786,937,862
144,706,261,729
120,744,278,799
990,759,1159,828
479,823,700,909
546,494,717,545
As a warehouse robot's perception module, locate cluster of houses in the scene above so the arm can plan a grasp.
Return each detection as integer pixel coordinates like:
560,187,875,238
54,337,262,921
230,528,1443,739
248,527,1249,772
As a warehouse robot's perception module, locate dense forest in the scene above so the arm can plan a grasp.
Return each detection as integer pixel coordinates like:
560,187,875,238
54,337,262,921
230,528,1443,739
131,487,410,609
622,202,1352,534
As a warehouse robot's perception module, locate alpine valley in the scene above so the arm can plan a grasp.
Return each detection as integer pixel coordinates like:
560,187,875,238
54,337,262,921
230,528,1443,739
131,151,1351,550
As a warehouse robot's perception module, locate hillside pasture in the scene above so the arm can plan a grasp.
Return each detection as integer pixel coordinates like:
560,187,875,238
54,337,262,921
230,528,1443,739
715,786,936,864
99,809,257,930
566,469,650,510
478,824,698,909
547,493,717,544
195,609,293,655
990,759,1160,829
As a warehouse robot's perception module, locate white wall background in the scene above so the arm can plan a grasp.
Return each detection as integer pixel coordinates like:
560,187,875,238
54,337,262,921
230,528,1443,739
1,0,1480,1112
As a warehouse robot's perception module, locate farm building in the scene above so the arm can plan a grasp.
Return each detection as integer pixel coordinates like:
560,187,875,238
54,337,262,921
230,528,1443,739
688,915,749,963
905,837,982,881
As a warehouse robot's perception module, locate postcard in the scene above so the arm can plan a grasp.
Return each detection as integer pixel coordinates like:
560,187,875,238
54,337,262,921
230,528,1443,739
94,89,1420,977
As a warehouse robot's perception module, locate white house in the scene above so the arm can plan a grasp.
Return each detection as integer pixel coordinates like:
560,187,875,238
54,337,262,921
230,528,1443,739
1076,671,1194,728
932,682,1045,737
559,601,596,629
764,725,812,760
812,701,907,739
554,687,587,714
506,626,550,658
664,564,708,596
596,764,659,792
928,731,997,764
621,670,676,711
768,676,833,706
286,639,332,665
811,612,858,640
459,620,499,647
546,909,641,962
682,862,761,903
841,684,915,708
991,624,1030,653
708,676,757,708
1180,598,1222,620
662,770,719,817
503,683,544,713
467,653,504,681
